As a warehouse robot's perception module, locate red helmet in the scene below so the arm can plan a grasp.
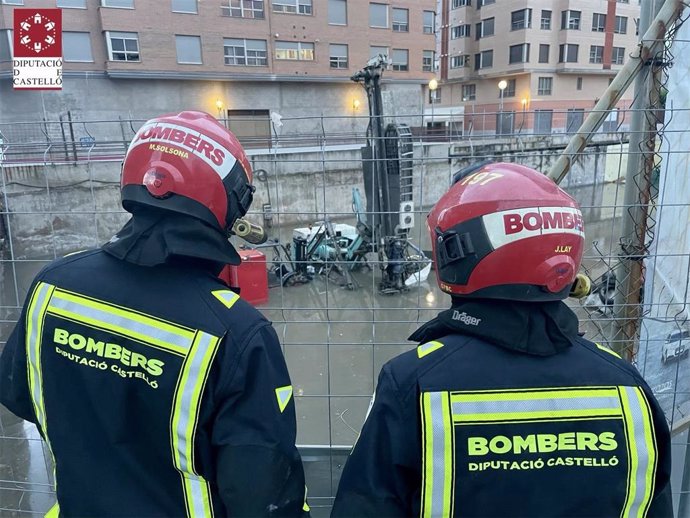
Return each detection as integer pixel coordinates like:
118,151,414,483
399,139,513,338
428,162,584,301
121,111,254,233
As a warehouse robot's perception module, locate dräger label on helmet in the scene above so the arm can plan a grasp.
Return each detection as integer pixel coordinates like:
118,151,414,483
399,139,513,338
482,206,584,250
128,121,237,179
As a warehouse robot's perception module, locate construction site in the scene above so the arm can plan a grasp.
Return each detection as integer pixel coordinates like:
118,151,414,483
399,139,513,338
2,0,690,516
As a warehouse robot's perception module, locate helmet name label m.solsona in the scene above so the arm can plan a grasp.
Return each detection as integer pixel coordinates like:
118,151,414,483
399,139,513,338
129,121,238,180
482,206,584,250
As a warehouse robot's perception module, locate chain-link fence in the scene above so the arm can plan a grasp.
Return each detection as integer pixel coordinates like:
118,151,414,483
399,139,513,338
2,24,690,514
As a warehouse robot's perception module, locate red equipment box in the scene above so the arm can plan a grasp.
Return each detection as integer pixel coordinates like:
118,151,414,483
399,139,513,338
219,249,269,306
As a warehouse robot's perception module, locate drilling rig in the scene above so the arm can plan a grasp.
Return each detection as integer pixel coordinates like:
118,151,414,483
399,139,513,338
351,55,431,294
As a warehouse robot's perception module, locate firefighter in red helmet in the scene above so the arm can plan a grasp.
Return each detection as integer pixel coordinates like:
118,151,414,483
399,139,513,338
332,162,672,518
0,112,309,517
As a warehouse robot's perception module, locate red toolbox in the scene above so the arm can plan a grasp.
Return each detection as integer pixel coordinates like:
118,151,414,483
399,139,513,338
219,249,269,306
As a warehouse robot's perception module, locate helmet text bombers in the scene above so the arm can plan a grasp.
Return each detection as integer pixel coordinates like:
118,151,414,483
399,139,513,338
120,111,254,233
427,162,584,301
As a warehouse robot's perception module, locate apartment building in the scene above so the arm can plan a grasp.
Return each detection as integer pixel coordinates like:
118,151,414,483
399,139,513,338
429,0,641,135
0,0,436,141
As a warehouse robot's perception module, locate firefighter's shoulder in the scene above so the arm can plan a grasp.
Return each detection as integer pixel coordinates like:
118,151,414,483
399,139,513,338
574,336,643,380
203,282,270,339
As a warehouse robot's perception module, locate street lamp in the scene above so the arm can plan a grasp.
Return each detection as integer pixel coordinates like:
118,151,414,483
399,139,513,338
428,78,438,133
497,80,507,135
215,99,224,119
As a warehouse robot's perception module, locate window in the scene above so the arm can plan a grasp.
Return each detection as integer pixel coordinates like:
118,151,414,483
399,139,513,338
329,0,347,25
370,3,388,28
509,43,530,64
224,38,267,66
540,10,551,30
429,87,441,103
175,35,202,64
537,76,552,95
592,13,606,32
476,18,494,39
534,110,553,134
172,0,197,12
423,50,435,72
391,49,408,71
539,44,549,63
101,0,133,7
330,43,348,68
566,109,584,133
561,10,581,30
450,55,469,68
392,8,409,32
617,0,629,3
453,0,470,6
511,9,532,30
0,30,13,62
63,32,93,62
462,84,476,101
612,47,625,65
57,0,86,7
559,44,578,63
615,16,628,34
423,11,435,34
1,0,23,4
501,78,516,97
106,31,139,61
275,41,314,60
474,49,493,70
222,0,265,19
272,0,312,15
577,77,583,90
451,24,470,39
601,108,618,132
589,45,604,64
478,0,494,7
370,45,388,58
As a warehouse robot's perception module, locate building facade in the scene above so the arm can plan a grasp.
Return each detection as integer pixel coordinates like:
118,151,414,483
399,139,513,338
429,0,641,135
0,0,436,143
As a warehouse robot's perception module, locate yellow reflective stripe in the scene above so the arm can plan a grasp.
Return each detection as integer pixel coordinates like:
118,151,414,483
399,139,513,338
26,282,56,442
596,342,622,358
451,387,620,403
417,341,444,359
302,485,310,512
47,289,193,356
171,331,221,518
451,388,623,423
44,502,59,518
420,392,453,518
618,387,657,518
275,385,293,413
212,289,240,309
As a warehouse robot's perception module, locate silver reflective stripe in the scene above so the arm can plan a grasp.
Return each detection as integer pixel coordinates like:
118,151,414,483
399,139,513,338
621,386,655,518
186,476,209,517
49,293,190,351
27,282,55,434
430,392,447,518
174,332,215,473
453,396,621,416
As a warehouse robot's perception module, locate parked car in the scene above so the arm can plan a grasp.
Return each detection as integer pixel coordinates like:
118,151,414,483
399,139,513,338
662,329,690,364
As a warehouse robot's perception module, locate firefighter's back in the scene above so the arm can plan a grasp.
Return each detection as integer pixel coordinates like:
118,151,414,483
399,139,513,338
29,249,259,517
388,333,666,517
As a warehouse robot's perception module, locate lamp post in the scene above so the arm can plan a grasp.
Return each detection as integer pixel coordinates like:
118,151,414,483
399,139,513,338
497,80,507,135
428,78,438,134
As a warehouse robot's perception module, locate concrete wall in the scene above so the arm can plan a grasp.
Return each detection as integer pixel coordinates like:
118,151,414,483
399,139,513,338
2,135,610,260
0,77,422,138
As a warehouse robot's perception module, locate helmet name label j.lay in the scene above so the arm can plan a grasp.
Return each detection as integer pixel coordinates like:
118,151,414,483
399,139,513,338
482,207,584,250
129,121,237,179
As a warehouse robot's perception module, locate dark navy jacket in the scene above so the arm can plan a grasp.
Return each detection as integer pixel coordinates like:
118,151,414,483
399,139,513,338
332,328,673,518
0,249,307,517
